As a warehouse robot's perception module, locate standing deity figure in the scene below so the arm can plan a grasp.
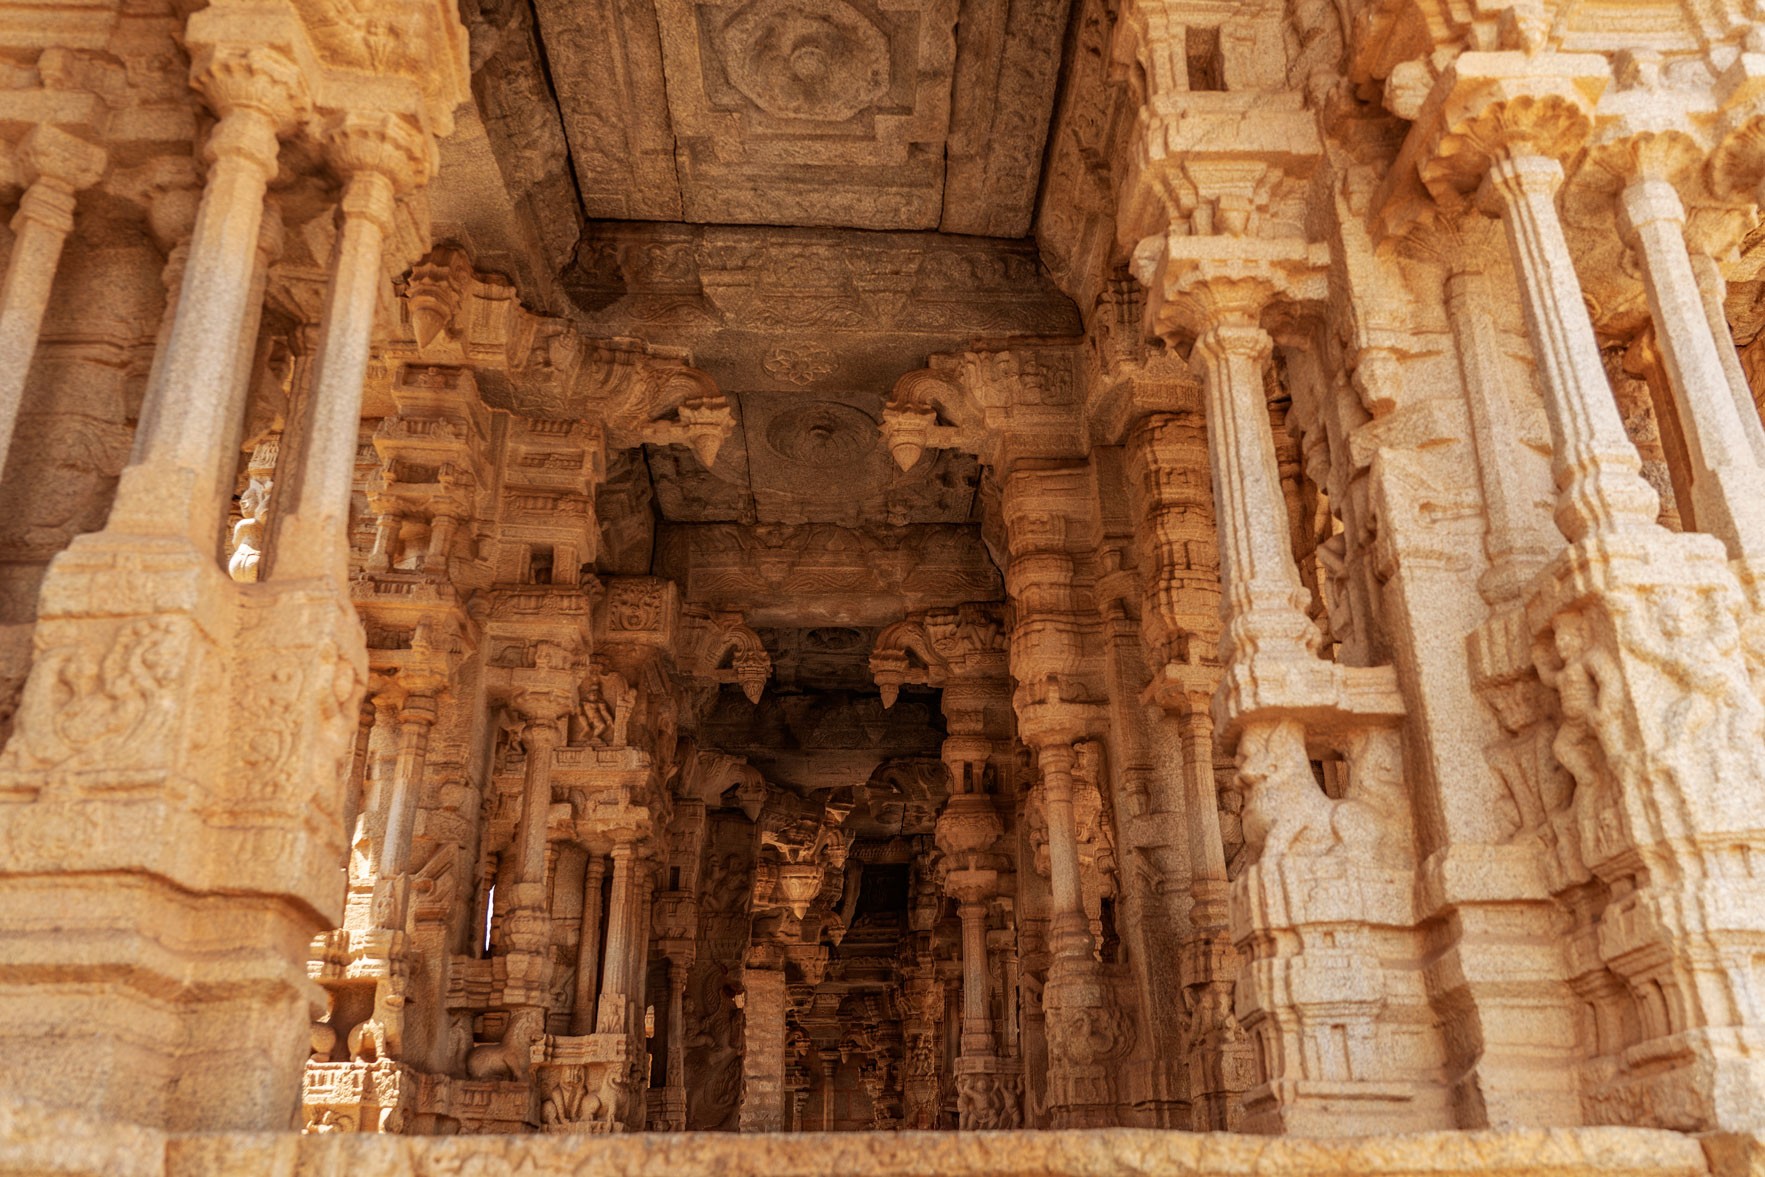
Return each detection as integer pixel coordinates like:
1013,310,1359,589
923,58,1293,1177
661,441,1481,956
228,477,271,582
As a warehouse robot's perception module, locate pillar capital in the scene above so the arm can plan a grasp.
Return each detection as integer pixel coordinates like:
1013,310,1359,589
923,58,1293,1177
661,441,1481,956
1192,320,1274,369
14,124,105,198
397,691,440,727
320,110,435,201
1144,242,1326,346
1413,54,1607,204
191,47,307,178
1589,126,1703,194
1036,741,1078,789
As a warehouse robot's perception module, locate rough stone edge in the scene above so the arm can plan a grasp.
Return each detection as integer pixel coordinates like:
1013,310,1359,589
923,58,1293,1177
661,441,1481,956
0,1095,1728,1177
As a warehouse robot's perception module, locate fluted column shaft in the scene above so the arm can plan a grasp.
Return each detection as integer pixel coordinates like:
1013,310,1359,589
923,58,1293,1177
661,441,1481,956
1444,261,1553,604
1619,176,1765,561
1192,322,1315,664
627,868,654,1042
111,68,295,548
375,693,436,892
667,960,688,1092
596,842,636,1033
512,721,563,887
270,149,399,583
958,898,995,1055
1688,251,1765,468
0,131,104,476
571,854,606,1035
1484,153,1660,542
1039,743,1090,959
1177,710,1229,929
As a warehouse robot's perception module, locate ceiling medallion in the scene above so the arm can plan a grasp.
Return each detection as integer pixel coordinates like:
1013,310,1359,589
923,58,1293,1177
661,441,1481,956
764,402,876,468
719,0,891,122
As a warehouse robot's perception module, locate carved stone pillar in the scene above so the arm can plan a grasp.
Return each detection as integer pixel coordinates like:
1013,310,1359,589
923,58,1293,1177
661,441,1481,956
376,690,438,907
739,947,787,1132
1419,60,1765,1132
1036,744,1089,963
665,959,689,1128
571,853,606,1035
1685,249,1765,468
1482,153,1661,543
1191,314,1319,669
109,49,304,547
1152,253,1436,1132
0,40,379,1135
1032,741,1122,1128
1124,404,1251,1129
512,710,566,888
595,842,639,1035
0,126,104,477
1437,238,1556,606
271,113,430,584
1173,707,1251,1131
1609,157,1765,562
818,1048,839,1131
957,898,993,1056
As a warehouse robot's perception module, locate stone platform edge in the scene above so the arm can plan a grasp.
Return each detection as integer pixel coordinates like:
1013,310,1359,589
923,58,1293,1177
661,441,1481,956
1,1097,1757,1177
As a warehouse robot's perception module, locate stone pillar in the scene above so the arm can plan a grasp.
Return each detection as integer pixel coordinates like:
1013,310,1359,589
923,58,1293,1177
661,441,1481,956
596,842,638,1034
513,714,565,888
1190,316,1319,667
1482,153,1661,543
1611,163,1765,561
665,959,689,1123
499,692,568,1060
818,1049,839,1131
1686,250,1765,468
271,113,429,584
108,50,304,548
1157,264,1437,1133
1424,70,1765,1132
1173,707,1251,1130
627,865,655,1047
739,949,787,1132
957,898,993,1055
1032,741,1120,1127
374,691,438,927
1440,250,1555,605
1034,744,1090,961
1125,405,1251,1129
571,853,605,1035
0,126,104,478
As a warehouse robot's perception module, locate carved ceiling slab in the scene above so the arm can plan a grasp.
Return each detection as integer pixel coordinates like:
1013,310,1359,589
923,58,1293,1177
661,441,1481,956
567,223,1081,395
655,521,1003,625
697,690,945,793
645,391,983,526
530,0,1070,234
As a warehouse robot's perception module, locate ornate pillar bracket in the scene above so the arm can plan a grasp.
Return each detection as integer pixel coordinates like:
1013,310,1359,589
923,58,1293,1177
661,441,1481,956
0,124,105,473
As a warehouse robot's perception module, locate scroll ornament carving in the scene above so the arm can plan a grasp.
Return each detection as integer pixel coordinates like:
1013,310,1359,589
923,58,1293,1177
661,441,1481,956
871,604,1006,705
689,613,774,704
880,369,983,471
1,617,186,773
390,245,738,465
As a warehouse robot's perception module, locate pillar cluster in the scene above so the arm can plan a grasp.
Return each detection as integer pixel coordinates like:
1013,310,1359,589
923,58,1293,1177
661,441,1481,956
12,0,1765,1163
